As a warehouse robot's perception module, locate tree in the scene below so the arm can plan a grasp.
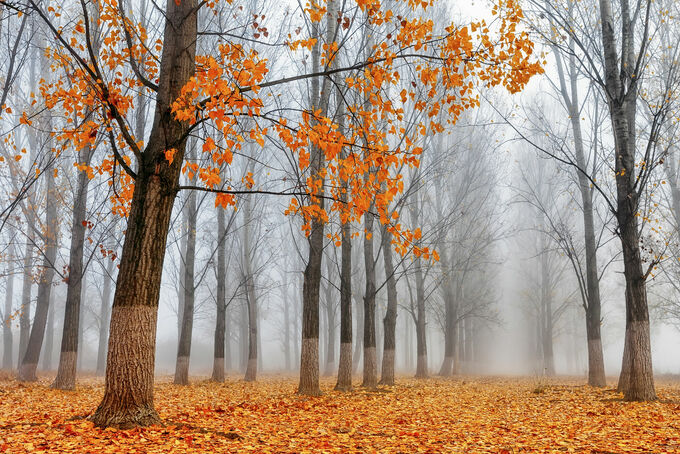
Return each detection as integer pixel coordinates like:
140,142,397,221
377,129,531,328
527,0,680,400
17,0,541,426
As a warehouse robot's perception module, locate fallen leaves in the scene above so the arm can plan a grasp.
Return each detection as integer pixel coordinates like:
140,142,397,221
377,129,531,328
0,375,679,452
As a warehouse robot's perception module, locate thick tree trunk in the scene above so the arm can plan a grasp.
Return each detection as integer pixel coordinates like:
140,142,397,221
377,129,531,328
212,206,227,382
53,160,90,389
2,241,14,369
596,0,655,401
18,142,58,382
174,155,197,386
379,226,397,385
96,257,114,376
91,0,197,427
298,0,337,394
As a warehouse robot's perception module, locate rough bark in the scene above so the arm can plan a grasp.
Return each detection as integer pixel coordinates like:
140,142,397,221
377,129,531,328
91,0,197,427
53,152,90,389
379,225,397,385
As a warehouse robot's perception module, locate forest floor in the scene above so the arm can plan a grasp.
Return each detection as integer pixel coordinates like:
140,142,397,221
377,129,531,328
0,373,679,453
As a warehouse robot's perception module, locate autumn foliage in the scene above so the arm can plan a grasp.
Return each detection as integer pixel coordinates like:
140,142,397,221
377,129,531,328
1,375,679,452
34,0,542,257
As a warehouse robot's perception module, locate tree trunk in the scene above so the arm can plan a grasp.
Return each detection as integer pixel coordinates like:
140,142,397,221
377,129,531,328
335,229,353,390
283,273,291,371
335,150,352,389
18,133,58,381
597,0,655,401
414,254,428,378
352,293,363,373
174,149,197,386
41,294,54,371
53,157,90,389
298,0,337,394
18,236,32,370
554,40,606,387
362,210,377,388
91,0,197,427
243,194,258,382
438,254,456,376
2,241,14,369
379,226,397,385
323,268,336,376
212,206,227,382
96,257,114,375
540,240,555,377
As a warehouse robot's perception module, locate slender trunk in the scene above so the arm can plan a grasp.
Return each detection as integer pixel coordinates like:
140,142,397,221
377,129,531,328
212,206,227,382
438,254,456,376
91,0,197,427
323,268,335,376
53,158,90,389
379,226,397,385
540,241,555,376
298,0,337,393
41,295,54,371
18,129,58,381
96,258,114,375
2,241,14,369
554,42,606,387
225,306,232,372
362,210,377,388
283,277,291,371
352,293,363,373
175,161,197,385
335,158,353,390
239,300,248,371
18,237,32,369
243,195,258,382
414,254,428,378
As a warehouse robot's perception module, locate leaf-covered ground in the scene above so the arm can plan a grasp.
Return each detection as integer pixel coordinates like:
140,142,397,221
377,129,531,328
0,374,679,453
